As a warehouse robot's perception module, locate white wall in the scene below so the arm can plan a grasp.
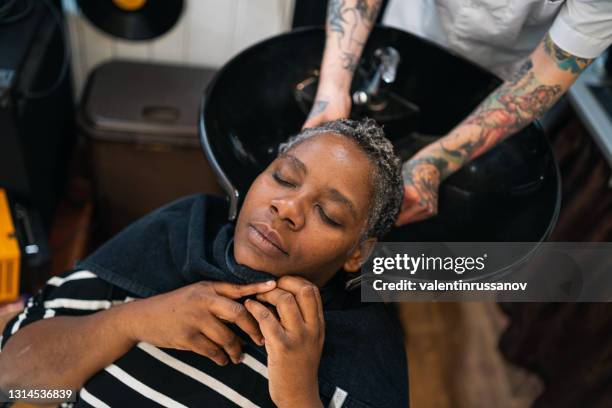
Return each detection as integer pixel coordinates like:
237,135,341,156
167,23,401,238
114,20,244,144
61,0,296,99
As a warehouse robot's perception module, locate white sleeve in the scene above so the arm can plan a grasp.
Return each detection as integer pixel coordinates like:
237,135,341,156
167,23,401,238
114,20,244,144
548,0,612,59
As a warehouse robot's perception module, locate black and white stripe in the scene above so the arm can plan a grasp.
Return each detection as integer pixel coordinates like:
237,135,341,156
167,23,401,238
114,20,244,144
0,270,279,407
0,270,360,407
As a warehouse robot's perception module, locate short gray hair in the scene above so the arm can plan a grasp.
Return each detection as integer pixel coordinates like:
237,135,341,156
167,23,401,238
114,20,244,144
278,118,403,240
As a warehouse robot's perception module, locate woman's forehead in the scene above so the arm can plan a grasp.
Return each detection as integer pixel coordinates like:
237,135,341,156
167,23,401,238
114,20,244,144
286,132,369,167
279,133,374,211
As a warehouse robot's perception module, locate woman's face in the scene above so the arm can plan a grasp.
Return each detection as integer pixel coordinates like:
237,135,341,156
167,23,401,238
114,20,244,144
234,132,375,287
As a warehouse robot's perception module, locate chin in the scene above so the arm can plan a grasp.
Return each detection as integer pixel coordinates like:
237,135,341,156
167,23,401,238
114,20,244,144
233,236,284,277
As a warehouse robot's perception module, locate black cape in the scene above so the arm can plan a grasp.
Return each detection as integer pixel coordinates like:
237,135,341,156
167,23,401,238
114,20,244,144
77,194,408,407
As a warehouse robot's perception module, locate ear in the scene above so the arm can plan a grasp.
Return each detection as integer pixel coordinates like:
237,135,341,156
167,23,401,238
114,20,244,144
343,237,377,272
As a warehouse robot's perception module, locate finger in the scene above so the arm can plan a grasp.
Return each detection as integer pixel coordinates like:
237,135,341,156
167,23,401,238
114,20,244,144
313,288,325,331
395,187,425,225
244,299,285,342
276,277,320,325
302,116,320,130
256,288,303,330
313,284,325,337
395,205,424,226
187,334,229,366
201,316,244,364
208,297,264,346
212,280,276,299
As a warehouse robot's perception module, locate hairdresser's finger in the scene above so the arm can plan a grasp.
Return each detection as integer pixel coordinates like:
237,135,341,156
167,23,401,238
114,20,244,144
396,206,434,226
277,276,320,325
395,207,421,226
256,288,303,329
244,299,285,341
395,195,426,225
209,298,264,346
188,334,229,366
200,316,244,364
212,280,276,299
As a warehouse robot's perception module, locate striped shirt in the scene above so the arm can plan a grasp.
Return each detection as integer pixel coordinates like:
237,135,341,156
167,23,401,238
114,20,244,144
0,270,393,408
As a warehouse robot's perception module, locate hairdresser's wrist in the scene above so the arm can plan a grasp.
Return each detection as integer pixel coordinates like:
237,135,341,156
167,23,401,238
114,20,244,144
318,63,353,95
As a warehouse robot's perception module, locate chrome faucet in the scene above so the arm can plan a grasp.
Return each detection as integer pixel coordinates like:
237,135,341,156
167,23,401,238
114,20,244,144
353,47,400,105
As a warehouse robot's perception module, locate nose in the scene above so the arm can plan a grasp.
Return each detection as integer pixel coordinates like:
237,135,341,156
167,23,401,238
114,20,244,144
270,195,305,230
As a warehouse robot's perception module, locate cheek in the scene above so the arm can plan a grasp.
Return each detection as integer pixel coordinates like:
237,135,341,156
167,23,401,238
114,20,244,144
294,225,354,265
238,176,272,217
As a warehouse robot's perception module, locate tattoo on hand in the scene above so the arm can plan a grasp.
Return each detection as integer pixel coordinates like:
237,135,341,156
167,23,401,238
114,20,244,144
544,34,593,74
402,158,444,208
308,100,329,118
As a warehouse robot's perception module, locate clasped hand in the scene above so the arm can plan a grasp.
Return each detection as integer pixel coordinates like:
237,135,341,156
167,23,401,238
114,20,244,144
125,276,324,407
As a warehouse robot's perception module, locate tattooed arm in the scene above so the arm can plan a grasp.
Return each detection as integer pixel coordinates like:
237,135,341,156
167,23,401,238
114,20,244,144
303,0,382,128
396,33,593,226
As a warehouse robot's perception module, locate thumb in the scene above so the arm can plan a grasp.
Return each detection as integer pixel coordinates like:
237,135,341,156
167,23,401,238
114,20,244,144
213,280,276,299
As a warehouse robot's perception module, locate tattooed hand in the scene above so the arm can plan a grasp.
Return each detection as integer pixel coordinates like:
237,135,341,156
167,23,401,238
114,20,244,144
396,158,442,225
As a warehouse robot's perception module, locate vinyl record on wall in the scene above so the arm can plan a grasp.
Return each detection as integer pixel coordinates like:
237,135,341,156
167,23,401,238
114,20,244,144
77,0,184,41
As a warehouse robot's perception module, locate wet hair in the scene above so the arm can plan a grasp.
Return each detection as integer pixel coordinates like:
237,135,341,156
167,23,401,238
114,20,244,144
278,118,403,240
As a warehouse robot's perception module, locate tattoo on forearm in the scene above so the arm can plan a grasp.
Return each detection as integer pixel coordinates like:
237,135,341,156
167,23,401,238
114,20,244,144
327,0,382,72
510,59,533,84
404,45,569,193
544,34,593,74
341,52,359,71
328,0,346,36
355,0,381,25
466,70,561,138
308,100,329,118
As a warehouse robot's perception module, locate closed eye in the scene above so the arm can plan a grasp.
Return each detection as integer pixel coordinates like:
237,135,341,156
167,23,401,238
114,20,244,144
316,205,341,227
273,171,295,188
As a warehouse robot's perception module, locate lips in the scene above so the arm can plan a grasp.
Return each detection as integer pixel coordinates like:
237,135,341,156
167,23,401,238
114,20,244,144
250,222,288,256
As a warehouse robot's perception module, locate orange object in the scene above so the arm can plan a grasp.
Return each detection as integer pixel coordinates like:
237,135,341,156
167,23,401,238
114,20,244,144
112,0,147,11
0,189,20,302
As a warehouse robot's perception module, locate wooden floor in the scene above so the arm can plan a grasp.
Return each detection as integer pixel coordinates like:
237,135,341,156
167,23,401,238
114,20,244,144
399,302,543,408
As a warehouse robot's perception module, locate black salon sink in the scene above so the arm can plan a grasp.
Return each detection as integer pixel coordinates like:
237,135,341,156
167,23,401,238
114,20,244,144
200,26,560,245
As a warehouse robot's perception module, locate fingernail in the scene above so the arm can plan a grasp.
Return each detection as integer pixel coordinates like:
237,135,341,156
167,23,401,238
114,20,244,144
258,337,264,346
219,359,228,366
265,280,275,286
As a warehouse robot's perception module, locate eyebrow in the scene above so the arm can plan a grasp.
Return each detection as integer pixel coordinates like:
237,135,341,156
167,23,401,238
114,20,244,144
280,153,308,175
328,188,358,221
280,153,358,220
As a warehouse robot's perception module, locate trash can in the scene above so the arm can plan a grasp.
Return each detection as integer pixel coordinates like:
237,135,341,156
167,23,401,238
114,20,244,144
78,60,222,237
